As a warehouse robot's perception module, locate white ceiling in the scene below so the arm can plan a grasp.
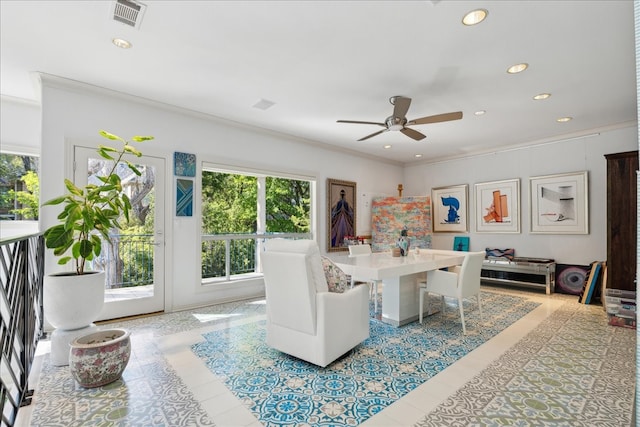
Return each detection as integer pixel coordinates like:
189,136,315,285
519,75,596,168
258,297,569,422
1,0,636,164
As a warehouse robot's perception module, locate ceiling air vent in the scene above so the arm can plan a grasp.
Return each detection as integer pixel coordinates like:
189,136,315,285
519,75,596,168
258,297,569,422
112,0,146,29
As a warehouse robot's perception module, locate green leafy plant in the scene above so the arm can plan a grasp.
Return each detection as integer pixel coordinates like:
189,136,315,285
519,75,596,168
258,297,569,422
43,130,153,275
10,170,40,219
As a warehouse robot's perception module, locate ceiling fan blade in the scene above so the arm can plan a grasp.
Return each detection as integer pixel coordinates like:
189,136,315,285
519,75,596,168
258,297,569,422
392,96,412,119
400,127,426,141
358,129,388,141
408,111,463,126
337,120,386,127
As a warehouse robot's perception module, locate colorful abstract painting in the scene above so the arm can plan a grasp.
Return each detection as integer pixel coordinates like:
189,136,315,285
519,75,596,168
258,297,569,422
176,178,193,217
371,196,431,252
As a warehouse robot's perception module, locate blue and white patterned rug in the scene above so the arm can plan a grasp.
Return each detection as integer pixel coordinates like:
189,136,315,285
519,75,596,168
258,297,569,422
191,291,540,426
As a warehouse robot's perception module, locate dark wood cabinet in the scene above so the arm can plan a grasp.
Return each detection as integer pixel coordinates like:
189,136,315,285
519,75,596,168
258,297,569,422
605,150,638,291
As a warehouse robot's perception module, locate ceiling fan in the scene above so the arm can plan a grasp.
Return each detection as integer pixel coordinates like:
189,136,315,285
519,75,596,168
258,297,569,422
337,96,463,141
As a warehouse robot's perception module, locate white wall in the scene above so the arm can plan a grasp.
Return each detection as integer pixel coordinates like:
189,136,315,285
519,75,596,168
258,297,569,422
0,95,40,153
35,75,404,311
403,126,638,265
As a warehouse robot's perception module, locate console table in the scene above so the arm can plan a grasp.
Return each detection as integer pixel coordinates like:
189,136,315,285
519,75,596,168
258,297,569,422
481,257,556,294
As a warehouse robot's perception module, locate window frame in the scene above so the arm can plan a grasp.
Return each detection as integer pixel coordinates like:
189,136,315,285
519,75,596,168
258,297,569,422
200,162,316,284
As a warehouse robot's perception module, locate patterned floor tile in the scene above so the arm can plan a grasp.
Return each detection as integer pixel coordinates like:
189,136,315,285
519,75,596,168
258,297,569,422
415,302,636,427
21,288,636,427
191,292,539,426
30,359,215,426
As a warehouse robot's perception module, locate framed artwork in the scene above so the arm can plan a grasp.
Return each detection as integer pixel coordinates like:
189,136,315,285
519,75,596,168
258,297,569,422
176,178,193,217
327,178,356,252
431,184,468,232
474,178,520,233
529,171,588,234
174,152,196,177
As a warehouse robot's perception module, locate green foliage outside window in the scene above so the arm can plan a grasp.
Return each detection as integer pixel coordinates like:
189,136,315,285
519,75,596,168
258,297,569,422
0,153,39,220
265,177,310,233
9,170,40,219
202,173,257,234
201,171,311,278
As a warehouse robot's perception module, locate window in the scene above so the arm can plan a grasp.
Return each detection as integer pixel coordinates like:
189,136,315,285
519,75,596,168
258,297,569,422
0,153,39,221
201,167,313,281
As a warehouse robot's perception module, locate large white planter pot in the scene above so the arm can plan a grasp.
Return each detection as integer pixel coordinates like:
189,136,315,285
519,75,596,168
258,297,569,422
44,271,105,331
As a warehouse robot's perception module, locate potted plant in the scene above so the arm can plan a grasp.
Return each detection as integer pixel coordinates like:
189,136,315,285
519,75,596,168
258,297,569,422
42,130,153,365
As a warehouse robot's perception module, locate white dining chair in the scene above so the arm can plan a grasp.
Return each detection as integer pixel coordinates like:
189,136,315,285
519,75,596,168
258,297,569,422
348,244,380,313
418,251,485,334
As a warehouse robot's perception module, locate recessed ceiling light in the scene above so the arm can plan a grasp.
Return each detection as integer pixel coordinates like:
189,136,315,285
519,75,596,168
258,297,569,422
462,9,488,26
557,116,572,123
415,154,423,158
112,38,132,49
507,63,528,74
383,145,392,149
533,93,551,100
474,110,486,116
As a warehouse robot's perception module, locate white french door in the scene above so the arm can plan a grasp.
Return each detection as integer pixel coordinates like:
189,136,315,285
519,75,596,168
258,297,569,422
74,146,165,320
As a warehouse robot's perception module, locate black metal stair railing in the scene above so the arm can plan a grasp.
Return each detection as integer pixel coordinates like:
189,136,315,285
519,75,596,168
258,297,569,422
0,233,45,427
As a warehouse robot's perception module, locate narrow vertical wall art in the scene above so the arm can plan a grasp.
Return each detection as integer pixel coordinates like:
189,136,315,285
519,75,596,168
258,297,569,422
176,178,193,217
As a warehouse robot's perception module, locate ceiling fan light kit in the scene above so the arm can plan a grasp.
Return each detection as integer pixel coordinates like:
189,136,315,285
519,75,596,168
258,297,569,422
337,96,463,142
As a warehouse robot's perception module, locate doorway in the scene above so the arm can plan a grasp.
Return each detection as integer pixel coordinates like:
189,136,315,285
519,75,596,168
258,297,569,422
74,146,165,320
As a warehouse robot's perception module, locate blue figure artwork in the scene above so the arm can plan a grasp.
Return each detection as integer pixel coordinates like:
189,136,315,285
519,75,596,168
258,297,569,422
441,196,460,224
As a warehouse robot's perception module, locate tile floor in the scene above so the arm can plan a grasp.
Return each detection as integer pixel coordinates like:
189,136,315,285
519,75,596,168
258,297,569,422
16,285,636,426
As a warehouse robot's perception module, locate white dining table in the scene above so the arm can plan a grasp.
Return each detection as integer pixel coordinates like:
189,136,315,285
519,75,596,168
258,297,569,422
331,249,466,326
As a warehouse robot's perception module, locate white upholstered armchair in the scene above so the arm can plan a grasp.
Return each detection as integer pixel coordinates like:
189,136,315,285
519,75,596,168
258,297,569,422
261,239,370,367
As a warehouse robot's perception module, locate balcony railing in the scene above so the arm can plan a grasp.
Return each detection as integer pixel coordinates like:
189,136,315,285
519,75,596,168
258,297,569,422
202,232,311,281
0,233,45,427
92,233,154,289
90,232,313,286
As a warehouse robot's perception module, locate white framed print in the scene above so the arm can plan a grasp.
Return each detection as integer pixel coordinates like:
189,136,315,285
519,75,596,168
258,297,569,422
432,184,468,233
529,171,588,234
474,178,520,233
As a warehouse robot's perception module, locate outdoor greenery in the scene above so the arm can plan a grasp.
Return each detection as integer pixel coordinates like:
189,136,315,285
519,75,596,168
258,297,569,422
201,171,311,278
202,173,258,234
201,173,310,235
265,176,311,232
0,153,39,220
10,170,40,219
